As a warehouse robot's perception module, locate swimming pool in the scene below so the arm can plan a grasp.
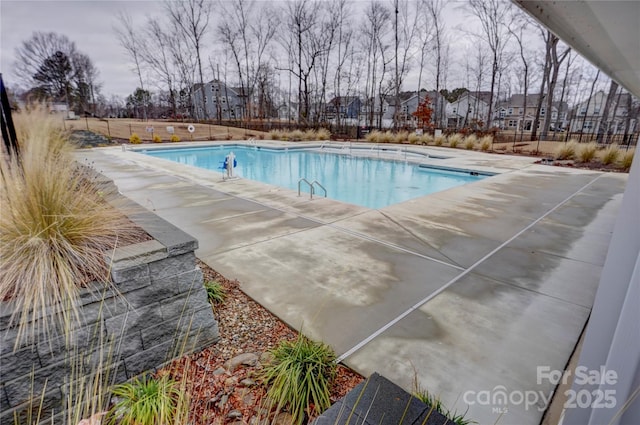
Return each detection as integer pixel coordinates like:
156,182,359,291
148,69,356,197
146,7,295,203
143,145,488,209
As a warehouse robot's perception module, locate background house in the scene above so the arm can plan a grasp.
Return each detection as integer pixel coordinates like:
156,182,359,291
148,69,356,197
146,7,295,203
326,96,362,122
568,90,638,136
447,91,491,129
494,94,568,132
192,80,246,120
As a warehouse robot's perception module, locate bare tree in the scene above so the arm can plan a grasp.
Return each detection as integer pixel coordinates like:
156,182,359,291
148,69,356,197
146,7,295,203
14,31,78,89
114,13,148,119
596,79,620,143
278,0,327,124
140,18,180,117
169,23,198,118
427,0,446,128
331,0,354,130
165,0,212,120
14,32,101,113
361,1,392,128
508,12,533,142
553,51,577,140
580,68,600,140
391,0,420,129
218,0,277,122
530,30,551,141
539,31,571,139
467,0,513,129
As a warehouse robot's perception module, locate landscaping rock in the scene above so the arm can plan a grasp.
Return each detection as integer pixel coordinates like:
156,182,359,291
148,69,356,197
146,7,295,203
224,352,259,371
259,351,274,365
273,412,295,425
212,366,226,375
240,378,256,387
227,409,243,419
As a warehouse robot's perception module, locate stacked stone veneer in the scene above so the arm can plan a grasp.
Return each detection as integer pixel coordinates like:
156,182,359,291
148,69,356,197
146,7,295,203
0,173,219,424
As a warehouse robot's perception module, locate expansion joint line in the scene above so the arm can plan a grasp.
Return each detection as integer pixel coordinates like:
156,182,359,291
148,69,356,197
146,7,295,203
336,174,605,363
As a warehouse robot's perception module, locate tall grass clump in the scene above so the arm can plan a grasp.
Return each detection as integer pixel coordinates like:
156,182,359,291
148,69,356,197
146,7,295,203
413,385,475,425
479,135,492,151
366,130,381,143
152,135,162,143
395,131,409,143
434,134,446,146
106,374,187,425
170,134,181,143
600,143,621,165
407,132,420,144
464,134,477,150
420,134,434,145
289,129,304,141
303,129,317,141
380,131,394,143
0,107,134,347
577,142,598,163
204,280,226,305
316,128,330,141
448,133,463,148
621,149,635,171
554,140,578,160
260,334,337,424
269,130,282,140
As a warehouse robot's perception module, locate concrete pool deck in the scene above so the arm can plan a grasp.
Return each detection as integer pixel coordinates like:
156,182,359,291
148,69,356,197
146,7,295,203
77,142,627,424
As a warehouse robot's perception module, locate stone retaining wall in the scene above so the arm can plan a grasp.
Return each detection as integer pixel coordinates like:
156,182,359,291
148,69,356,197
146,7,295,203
0,173,219,424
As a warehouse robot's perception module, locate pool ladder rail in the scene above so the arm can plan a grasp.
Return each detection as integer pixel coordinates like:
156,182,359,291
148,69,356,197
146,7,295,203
298,178,327,200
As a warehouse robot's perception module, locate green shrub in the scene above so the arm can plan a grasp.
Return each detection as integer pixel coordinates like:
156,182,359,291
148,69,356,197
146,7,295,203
316,128,331,141
106,374,186,425
577,142,598,163
554,140,578,160
600,143,620,165
129,133,141,144
204,280,226,304
152,135,162,143
170,134,181,143
260,334,336,425
621,149,635,170
479,135,492,151
395,131,409,143
448,133,463,148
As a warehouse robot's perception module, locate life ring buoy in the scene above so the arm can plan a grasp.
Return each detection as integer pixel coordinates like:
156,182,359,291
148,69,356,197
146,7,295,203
223,158,237,168
187,125,195,133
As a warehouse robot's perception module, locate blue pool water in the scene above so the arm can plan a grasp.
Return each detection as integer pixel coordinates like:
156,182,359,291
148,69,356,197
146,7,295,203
143,145,487,209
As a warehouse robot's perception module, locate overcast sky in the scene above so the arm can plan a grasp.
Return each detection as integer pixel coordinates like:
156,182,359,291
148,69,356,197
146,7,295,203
1,0,166,98
0,0,560,101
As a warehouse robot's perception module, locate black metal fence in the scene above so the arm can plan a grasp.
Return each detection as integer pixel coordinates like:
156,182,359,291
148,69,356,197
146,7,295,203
1,73,19,157
494,130,638,148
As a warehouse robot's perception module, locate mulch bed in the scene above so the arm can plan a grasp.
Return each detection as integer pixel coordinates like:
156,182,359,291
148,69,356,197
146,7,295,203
160,259,364,424
533,158,630,172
